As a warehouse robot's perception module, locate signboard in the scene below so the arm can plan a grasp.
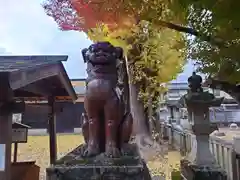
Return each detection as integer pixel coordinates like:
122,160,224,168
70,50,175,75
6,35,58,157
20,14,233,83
12,113,22,123
12,128,27,143
0,144,5,171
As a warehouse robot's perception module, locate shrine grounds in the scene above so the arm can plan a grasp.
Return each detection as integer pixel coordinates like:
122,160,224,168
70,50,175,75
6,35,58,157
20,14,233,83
13,134,181,180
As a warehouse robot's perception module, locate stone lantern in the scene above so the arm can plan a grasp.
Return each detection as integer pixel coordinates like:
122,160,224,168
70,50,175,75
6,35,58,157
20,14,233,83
179,72,227,180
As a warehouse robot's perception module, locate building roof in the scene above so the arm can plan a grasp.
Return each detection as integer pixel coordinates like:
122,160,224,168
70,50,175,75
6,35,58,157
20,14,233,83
0,56,77,102
0,56,68,72
167,82,189,90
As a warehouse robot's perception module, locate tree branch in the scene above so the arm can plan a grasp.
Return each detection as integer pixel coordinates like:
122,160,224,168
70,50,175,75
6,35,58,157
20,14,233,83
204,78,240,103
156,20,225,47
142,67,158,77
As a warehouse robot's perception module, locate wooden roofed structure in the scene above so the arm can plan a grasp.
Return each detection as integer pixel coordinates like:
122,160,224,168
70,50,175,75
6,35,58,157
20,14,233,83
19,79,86,133
0,56,77,180
21,78,86,103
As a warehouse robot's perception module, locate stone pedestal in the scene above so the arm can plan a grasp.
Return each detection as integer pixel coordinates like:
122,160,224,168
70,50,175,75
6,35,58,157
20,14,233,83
186,124,217,165
179,92,226,180
181,160,227,180
46,144,151,180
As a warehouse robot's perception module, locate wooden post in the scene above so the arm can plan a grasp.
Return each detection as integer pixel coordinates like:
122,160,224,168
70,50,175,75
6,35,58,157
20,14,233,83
0,73,13,180
48,96,57,165
13,143,18,163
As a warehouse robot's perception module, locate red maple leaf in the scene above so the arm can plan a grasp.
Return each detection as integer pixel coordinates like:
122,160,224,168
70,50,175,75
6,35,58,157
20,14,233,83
42,0,135,32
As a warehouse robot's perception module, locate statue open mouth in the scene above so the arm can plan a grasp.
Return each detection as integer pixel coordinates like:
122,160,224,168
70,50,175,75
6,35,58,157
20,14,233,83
95,52,109,58
89,52,114,64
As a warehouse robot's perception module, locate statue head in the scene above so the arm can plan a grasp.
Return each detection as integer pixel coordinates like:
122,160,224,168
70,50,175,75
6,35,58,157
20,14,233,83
81,41,123,64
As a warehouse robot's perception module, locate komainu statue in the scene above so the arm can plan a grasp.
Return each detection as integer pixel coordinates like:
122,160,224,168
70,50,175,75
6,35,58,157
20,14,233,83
81,42,133,158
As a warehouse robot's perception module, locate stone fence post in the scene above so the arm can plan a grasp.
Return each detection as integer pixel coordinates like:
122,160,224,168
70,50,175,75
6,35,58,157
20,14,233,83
180,133,187,156
162,123,168,140
233,136,240,155
233,136,240,180
168,124,174,146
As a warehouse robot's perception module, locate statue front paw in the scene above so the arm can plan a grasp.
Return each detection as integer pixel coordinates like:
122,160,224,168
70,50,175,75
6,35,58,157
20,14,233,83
105,144,120,158
83,144,100,157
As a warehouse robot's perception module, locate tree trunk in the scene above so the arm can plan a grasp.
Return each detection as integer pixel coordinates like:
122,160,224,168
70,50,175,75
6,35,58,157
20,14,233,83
128,76,151,136
144,108,151,134
124,57,166,160
147,89,154,133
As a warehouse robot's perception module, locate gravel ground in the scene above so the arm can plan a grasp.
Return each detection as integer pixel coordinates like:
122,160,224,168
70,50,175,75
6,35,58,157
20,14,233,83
14,135,181,180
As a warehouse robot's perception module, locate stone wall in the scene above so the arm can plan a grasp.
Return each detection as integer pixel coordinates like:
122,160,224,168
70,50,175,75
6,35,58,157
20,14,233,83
160,123,240,180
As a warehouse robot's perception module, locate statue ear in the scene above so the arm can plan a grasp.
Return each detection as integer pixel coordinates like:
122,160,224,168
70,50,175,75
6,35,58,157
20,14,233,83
115,47,124,59
81,48,88,63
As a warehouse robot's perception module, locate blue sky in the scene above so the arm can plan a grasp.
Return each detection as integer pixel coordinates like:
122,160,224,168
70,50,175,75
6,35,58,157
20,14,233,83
0,0,194,82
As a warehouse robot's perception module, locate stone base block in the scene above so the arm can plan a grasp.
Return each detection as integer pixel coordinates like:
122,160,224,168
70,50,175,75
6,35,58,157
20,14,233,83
180,159,227,180
46,144,151,180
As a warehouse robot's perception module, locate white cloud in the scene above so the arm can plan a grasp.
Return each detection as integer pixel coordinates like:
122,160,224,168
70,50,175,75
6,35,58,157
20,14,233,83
0,0,92,78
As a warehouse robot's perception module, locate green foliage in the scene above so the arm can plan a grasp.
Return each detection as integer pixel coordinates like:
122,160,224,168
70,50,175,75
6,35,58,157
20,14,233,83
130,22,186,109
171,170,181,180
183,0,240,83
169,164,181,180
